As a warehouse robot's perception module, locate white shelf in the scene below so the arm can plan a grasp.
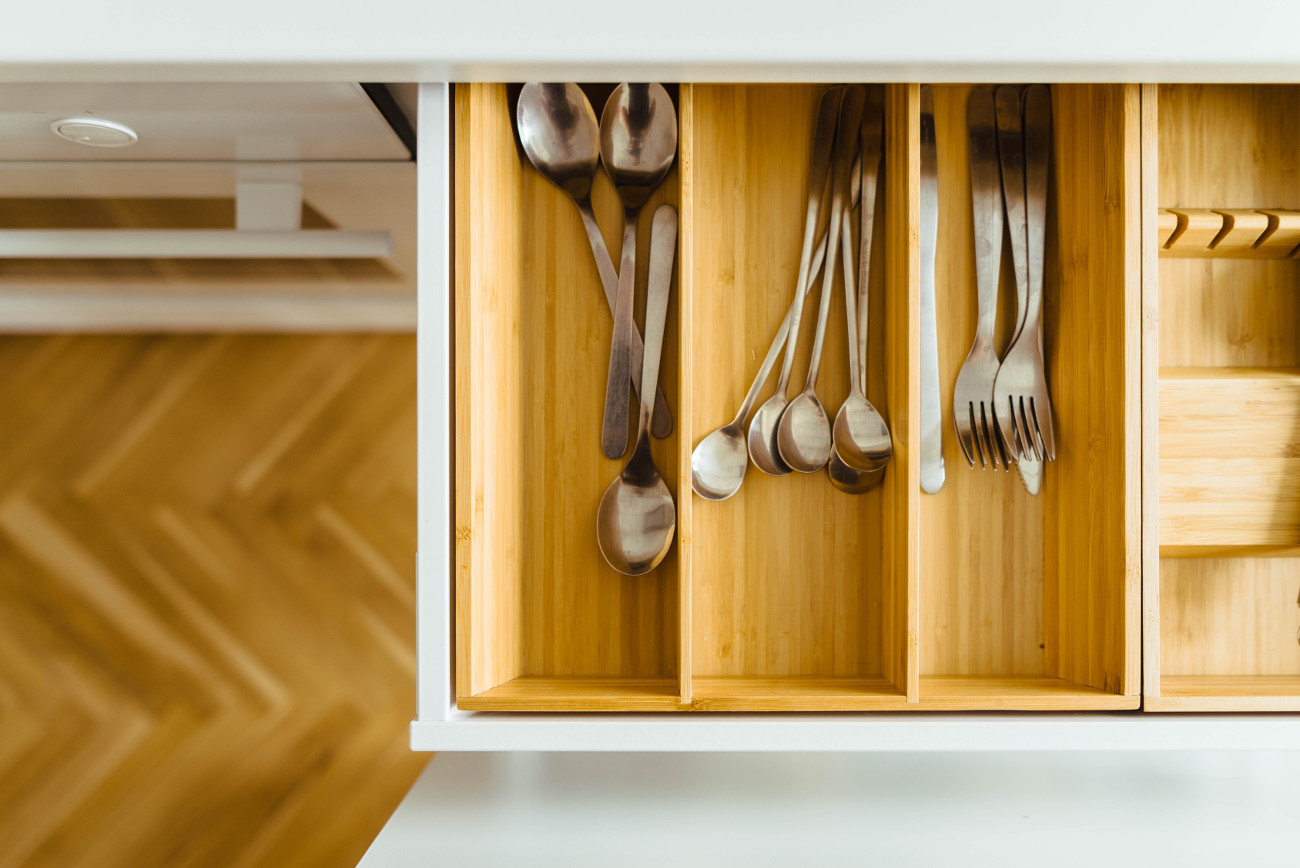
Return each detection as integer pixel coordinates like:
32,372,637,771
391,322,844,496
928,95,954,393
9,1,1300,82
362,751,1300,866
411,711,1300,752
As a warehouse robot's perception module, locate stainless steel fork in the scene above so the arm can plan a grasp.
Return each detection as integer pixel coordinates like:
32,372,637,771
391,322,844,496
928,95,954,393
953,88,1007,470
993,84,1056,462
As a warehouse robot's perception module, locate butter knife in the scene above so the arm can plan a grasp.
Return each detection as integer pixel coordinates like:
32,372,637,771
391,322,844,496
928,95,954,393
919,86,945,494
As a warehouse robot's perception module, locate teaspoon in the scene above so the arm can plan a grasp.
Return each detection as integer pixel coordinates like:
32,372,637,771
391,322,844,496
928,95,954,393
597,204,678,575
777,84,867,473
690,229,832,501
831,101,893,473
827,167,885,494
598,83,678,460
690,156,853,501
516,83,673,438
748,86,844,477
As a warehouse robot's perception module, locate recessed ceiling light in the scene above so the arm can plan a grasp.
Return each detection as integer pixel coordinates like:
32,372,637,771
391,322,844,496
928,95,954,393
51,117,138,148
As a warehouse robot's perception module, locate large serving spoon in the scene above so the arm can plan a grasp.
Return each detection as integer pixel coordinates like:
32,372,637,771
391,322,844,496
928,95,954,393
516,83,672,438
831,101,892,473
598,83,678,460
597,204,679,575
747,85,843,477
777,84,867,473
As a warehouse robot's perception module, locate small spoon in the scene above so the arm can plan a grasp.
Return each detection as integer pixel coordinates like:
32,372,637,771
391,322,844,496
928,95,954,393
690,229,832,501
748,86,844,477
690,155,854,501
827,447,885,494
777,84,867,473
516,83,673,438
597,204,678,576
827,147,885,495
832,102,893,473
598,83,678,460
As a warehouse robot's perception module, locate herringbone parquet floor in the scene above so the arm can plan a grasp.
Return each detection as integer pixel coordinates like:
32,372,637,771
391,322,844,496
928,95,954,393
0,334,426,868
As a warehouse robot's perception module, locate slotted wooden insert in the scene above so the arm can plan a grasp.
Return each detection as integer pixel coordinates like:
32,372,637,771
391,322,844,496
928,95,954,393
918,84,1140,709
684,84,913,710
454,83,682,711
1159,207,1300,258
1147,84,1300,710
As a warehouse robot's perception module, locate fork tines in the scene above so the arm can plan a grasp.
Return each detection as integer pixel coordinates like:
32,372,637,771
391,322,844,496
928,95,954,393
952,87,1008,471
957,84,1056,474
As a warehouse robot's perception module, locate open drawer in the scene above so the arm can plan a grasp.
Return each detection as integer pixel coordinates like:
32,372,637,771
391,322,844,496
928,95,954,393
447,82,1142,713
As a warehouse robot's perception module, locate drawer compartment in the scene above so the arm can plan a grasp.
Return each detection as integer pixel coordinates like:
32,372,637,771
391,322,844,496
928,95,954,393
920,85,1139,709
453,83,683,711
1146,84,1300,710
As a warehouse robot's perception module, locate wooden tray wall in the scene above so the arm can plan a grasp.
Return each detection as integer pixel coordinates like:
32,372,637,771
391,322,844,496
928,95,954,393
1146,84,1300,711
454,83,1141,712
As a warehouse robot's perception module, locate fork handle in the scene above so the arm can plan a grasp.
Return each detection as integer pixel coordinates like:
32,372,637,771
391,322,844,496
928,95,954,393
1022,84,1051,339
969,88,1003,348
996,85,1031,349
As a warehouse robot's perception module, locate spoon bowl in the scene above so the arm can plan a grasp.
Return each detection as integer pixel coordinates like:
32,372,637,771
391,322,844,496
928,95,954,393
827,446,886,494
832,393,894,471
748,396,792,476
598,445,677,575
599,83,678,209
690,424,748,500
516,83,600,200
777,391,832,472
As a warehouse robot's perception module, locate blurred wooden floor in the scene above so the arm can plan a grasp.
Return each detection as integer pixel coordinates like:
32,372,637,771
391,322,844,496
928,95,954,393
0,334,427,868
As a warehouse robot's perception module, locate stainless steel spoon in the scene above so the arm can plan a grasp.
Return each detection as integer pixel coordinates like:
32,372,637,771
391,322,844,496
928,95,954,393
516,83,672,439
747,86,843,477
690,229,832,501
777,84,867,473
690,150,859,502
597,204,678,575
831,101,892,473
598,83,678,460
827,155,886,495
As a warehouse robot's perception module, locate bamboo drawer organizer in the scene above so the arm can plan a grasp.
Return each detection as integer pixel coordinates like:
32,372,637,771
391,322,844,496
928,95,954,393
454,82,1300,714
1145,84,1300,711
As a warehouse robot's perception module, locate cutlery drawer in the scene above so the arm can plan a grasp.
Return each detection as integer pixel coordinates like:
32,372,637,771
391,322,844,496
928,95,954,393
451,83,1141,712
1146,84,1300,711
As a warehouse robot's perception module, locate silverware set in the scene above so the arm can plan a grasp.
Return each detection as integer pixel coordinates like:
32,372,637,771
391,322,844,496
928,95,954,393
692,84,893,501
517,82,679,575
950,84,1056,495
518,81,1055,570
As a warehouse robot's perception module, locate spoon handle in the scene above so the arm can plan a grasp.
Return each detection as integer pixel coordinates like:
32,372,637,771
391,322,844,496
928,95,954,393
839,207,860,398
601,208,640,459
858,100,884,379
802,84,867,392
730,230,831,427
773,86,842,397
638,205,678,440
578,199,674,439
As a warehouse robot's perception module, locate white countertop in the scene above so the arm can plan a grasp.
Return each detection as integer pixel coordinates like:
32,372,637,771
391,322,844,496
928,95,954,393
6,0,1300,82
